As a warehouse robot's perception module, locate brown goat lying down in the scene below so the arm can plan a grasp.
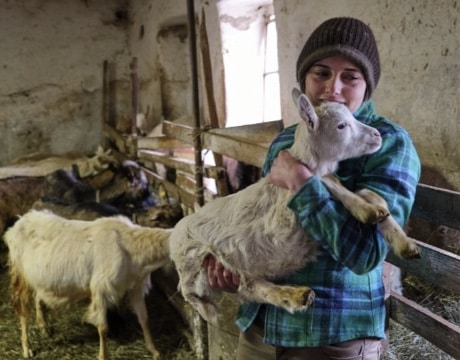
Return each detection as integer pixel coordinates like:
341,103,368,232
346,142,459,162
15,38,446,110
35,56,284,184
4,210,172,360
169,88,420,324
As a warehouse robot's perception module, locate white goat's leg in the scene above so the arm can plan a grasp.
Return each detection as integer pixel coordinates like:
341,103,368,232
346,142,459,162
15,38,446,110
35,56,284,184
34,296,49,337
84,292,108,360
128,286,160,359
356,188,420,259
14,273,34,358
321,175,389,223
96,323,108,360
20,313,33,358
239,278,315,314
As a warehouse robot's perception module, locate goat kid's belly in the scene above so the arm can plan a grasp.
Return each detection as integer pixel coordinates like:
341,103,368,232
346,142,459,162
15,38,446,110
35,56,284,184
170,183,318,279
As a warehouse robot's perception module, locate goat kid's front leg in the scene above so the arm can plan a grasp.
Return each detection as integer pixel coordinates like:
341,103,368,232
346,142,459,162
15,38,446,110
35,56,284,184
321,175,389,223
356,188,421,260
239,278,315,314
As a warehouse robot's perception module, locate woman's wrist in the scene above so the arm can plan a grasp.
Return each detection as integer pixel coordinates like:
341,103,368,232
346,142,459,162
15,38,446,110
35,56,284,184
288,163,313,193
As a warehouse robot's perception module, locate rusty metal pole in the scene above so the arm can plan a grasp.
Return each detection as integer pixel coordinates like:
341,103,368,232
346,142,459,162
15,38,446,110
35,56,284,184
187,0,205,207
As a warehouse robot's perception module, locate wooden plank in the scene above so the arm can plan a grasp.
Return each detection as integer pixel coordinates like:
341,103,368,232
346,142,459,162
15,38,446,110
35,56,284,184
412,184,460,229
208,120,283,144
138,149,195,174
198,10,231,196
175,172,197,196
204,165,227,182
162,121,196,146
386,239,460,295
137,136,186,150
141,166,196,210
199,7,219,129
103,123,128,153
201,132,268,167
162,120,272,167
389,291,460,359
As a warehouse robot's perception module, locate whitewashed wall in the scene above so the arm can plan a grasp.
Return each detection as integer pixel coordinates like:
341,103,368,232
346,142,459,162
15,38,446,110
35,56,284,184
0,0,131,164
273,0,460,188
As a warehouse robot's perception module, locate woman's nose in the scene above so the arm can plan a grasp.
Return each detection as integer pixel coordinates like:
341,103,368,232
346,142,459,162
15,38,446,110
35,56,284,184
325,76,341,95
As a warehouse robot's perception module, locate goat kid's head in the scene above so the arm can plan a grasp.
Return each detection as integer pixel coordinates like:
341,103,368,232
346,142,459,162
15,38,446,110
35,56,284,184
291,88,382,165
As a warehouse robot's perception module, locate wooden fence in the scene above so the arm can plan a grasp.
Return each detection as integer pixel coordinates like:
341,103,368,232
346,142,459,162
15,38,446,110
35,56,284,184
103,118,460,360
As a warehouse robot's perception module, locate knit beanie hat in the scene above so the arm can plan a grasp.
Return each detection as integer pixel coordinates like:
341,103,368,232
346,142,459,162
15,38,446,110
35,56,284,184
296,17,381,100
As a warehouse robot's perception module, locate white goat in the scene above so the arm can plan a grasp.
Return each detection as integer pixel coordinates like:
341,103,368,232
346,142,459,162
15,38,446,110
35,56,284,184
0,146,116,179
169,88,420,324
4,210,172,360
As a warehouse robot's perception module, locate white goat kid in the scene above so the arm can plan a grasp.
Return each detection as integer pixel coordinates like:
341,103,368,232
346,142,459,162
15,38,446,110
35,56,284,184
169,88,420,324
5,210,171,360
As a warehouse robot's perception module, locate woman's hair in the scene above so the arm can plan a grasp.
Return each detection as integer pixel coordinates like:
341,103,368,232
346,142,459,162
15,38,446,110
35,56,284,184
296,17,381,100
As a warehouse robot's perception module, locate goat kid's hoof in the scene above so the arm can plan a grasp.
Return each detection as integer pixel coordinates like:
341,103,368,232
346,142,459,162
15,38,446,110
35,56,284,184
400,243,421,260
280,286,315,313
368,206,390,224
354,205,389,224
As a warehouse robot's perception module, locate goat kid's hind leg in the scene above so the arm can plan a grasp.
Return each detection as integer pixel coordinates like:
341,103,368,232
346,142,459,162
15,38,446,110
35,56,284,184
239,278,315,314
321,175,389,223
128,286,160,359
356,188,421,260
180,268,219,324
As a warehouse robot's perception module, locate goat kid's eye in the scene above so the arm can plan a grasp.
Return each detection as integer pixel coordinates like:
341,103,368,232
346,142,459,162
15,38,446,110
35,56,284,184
337,123,347,130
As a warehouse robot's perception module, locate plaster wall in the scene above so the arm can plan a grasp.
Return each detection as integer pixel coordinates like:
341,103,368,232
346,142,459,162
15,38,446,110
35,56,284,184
127,0,226,130
0,0,131,164
1,0,458,189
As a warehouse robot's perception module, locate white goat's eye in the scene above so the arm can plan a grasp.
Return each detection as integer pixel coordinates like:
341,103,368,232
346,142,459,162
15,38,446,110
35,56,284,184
337,123,347,130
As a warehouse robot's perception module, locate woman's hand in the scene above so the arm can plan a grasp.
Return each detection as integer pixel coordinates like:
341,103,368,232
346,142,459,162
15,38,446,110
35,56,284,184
203,255,240,293
267,150,313,193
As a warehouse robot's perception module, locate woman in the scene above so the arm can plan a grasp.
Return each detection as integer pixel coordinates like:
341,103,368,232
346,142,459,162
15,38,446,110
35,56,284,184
205,17,421,360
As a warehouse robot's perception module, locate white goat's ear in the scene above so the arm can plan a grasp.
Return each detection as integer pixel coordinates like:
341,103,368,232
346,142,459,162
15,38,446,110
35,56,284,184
291,87,318,130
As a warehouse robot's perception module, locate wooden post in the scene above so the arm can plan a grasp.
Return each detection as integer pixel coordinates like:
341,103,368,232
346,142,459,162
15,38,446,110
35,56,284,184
130,57,138,136
101,60,110,148
199,7,230,197
187,0,205,208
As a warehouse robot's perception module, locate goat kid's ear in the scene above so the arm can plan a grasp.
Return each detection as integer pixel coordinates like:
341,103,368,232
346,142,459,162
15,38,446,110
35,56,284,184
291,87,318,131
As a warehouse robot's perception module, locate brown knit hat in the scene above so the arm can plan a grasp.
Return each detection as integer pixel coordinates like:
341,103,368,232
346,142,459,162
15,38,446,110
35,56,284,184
296,17,381,100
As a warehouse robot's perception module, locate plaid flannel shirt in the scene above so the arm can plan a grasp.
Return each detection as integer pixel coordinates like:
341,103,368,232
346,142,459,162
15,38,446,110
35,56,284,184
236,100,421,347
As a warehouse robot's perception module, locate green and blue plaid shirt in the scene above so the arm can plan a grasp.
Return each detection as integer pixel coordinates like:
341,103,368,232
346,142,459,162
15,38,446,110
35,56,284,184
236,100,421,347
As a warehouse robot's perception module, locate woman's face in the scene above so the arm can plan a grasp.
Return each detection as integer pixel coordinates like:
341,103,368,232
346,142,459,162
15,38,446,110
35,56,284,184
304,55,367,114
